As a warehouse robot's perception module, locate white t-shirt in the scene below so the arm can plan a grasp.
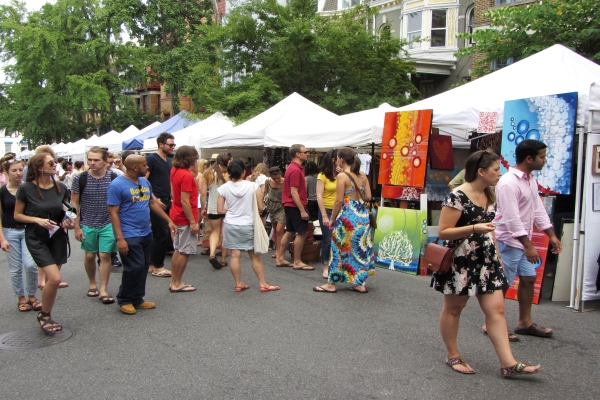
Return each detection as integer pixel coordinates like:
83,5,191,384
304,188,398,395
255,174,267,193
358,153,372,175
217,180,258,226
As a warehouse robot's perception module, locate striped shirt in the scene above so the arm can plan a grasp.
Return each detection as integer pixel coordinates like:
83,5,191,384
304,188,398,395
72,170,113,228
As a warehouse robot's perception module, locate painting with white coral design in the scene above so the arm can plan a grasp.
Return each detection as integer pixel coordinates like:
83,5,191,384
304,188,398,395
501,92,577,194
373,207,424,275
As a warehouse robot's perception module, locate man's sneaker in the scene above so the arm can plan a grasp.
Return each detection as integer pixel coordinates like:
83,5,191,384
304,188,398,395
134,301,156,310
120,304,136,315
112,257,122,267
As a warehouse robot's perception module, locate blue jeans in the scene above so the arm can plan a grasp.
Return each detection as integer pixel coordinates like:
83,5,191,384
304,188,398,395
318,208,333,264
117,234,153,306
3,228,38,297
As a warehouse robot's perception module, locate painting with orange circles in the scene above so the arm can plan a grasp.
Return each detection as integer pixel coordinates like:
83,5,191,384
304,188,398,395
378,110,433,187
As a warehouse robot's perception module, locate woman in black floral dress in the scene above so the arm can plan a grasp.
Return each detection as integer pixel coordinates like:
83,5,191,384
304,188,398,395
434,150,541,378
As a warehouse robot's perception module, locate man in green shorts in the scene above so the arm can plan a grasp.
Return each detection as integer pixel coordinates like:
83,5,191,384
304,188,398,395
71,147,118,304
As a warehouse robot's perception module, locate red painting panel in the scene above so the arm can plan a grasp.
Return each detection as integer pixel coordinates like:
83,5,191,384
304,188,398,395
429,134,454,170
379,110,433,188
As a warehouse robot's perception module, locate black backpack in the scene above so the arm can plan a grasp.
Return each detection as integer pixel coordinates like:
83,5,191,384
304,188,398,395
78,170,118,194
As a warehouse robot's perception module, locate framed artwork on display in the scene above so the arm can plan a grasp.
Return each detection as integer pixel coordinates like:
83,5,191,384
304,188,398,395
593,145,600,175
593,183,600,212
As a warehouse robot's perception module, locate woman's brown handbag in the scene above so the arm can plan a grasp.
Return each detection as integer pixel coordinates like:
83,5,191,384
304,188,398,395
423,237,468,273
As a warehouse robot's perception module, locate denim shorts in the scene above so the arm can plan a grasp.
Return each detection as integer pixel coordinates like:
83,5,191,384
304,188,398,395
497,241,538,285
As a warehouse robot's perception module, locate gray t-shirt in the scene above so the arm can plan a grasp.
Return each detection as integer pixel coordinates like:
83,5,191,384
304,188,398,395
306,175,317,201
16,181,69,224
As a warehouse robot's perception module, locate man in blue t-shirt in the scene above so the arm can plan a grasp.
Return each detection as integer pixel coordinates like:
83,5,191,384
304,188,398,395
108,155,177,315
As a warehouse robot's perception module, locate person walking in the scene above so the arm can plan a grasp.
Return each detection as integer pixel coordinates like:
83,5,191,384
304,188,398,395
0,155,41,312
275,144,312,270
304,161,319,222
202,152,231,269
15,153,74,333
494,140,562,338
260,167,285,259
313,148,374,294
147,133,176,278
71,147,118,304
107,155,177,315
432,150,541,377
169,146,200,293
217,159,279,293
316,149,338,279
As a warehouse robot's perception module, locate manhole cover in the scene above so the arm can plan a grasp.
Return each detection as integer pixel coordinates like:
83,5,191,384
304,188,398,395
0,328,73,350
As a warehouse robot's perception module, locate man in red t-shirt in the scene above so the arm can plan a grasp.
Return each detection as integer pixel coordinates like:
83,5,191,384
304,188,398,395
275,143,313,270
168,146,200,293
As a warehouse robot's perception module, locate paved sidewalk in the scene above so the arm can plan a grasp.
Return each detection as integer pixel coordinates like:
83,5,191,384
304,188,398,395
0,232,599,399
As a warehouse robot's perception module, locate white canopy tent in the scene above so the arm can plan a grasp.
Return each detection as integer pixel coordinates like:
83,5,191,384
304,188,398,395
93,125,141,154
142,120,203,152
201,93,337,148
395,44,600,145
188,112,234,149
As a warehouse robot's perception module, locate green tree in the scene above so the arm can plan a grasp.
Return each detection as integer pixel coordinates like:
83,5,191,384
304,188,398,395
116,0,216,116
457,0,600,77
0,0,152,146
187,0,419,123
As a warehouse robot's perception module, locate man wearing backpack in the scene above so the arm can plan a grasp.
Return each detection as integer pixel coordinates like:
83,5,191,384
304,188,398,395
71,146,118,304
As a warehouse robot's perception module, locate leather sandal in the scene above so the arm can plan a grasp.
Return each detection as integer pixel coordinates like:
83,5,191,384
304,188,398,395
18,301,32,312
501,362,540,378
445,357,475,374
37,311,62,333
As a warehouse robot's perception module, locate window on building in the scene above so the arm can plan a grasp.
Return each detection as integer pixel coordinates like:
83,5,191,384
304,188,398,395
495,0,517,5
430,9,447,47
466,6,474,46
144,95,149,112
342,0,360,9
490,57,514,70
407,11,422,49
5,143,12,153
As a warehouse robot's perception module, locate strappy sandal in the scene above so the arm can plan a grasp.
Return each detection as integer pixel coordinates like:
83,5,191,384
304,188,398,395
37,311,63,333
445,357,475,374
28,298,42,311
501,362,540,378
18,301,32,312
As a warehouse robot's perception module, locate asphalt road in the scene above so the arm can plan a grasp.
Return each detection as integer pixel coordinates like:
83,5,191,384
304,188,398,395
0,232,599,399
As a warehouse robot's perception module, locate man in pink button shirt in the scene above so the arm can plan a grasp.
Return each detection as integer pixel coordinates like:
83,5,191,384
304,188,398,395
495,140,562,338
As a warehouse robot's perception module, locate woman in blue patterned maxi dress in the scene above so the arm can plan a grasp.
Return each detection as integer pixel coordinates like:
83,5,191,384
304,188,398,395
313,148,375,294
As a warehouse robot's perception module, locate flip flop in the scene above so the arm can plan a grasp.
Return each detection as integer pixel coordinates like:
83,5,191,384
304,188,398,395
99,295,115,304
446,357,475,374
87,288,99,297
58,282,69,288
209,257,223,270
235,284,250,292
151,270,172,277
275,261,292,267
271,254,276,258
313,285,337,293
170,285,196,293
348,286,368,294
292,265,314,271
514,323,553,338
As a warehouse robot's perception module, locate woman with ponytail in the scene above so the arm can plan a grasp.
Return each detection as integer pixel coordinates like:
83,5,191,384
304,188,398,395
432,150,540,376
14,153,74,333
313,147,375,294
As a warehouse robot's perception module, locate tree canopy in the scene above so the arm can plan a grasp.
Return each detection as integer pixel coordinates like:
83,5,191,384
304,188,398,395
186,0,419,123
457,0,600,77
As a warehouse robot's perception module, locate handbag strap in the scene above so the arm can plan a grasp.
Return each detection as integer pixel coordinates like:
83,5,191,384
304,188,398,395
434,195,490,253
344,172,368,205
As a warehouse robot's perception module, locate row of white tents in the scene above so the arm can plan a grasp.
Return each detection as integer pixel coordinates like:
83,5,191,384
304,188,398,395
16,45,600,160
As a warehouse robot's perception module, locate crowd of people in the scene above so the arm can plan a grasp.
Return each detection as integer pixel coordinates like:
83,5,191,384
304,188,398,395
0,136,559,378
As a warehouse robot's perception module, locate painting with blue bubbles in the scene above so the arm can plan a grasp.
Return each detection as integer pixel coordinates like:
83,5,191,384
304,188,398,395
501,92,577,195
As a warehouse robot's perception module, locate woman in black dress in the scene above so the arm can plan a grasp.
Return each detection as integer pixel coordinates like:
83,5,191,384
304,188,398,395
434,150,541,377
15,153,74,333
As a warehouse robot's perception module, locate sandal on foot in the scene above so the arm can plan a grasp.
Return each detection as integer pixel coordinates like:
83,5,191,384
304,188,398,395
313,285,336,293
169,285,196,293
58,282,69,288
87,288,99,297
259,284,280,293
37,311,62,333
445,357,475,374
99,295,115,304
292,265,314,271
348,286,368,294
18,302,32,312
514,323,553,338
220,260,228,267
151,270,172,277
235,284,250,292
275,261,292,267
501,362,540,378
209,257,223,270
29,298,42,311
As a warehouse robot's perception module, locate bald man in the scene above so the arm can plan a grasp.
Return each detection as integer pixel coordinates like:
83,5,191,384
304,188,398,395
107,155,177,315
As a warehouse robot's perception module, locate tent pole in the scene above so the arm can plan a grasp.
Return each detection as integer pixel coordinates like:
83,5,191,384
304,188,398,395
570,126,585,308
370,142,375,191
